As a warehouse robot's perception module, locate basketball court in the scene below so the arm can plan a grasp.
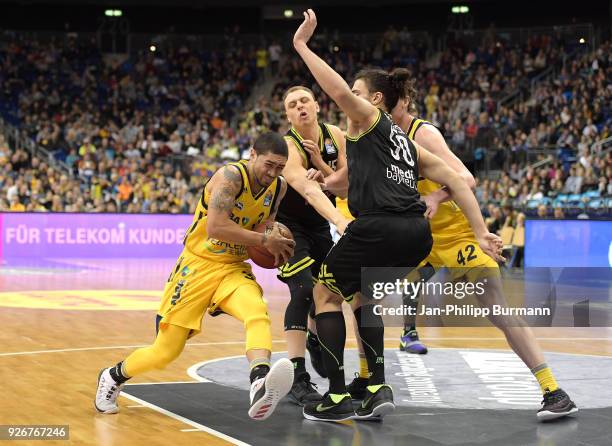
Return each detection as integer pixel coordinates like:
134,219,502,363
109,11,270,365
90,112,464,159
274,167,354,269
1,257,610,445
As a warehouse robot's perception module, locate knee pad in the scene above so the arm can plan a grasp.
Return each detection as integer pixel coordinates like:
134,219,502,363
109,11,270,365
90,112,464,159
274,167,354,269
284,269,314,331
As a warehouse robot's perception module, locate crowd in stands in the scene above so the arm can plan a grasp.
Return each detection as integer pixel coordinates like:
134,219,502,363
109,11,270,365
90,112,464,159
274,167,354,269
0,30,611,222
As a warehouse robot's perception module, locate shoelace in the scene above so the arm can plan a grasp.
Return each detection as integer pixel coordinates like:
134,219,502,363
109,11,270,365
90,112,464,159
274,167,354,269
297,373,318,392
542,390,564,405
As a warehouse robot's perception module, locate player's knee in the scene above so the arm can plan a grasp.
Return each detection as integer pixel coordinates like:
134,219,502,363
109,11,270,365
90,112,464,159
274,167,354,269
284,270,314,331
151,346,182,369
313,282,342,308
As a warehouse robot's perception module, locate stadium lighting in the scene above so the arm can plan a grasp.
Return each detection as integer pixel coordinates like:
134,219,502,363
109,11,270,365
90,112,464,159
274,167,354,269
149,45,157,52
451,6,470,14
579,38,586,44
284,9,294,18
104,9,123,17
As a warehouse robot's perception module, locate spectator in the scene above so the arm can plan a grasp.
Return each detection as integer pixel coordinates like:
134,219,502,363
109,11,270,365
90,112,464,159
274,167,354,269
9,196,26,212
553,207,565,219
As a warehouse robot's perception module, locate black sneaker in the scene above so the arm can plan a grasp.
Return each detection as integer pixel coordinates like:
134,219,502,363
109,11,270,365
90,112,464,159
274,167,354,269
346,373,369,400
286,372,322,406
354,384,395,421
537,388,578,422
306,331,328,378
303,392,354,422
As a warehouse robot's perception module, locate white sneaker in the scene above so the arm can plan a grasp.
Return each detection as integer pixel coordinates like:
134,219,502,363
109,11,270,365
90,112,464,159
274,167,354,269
95,368,124,414
248,358,294,421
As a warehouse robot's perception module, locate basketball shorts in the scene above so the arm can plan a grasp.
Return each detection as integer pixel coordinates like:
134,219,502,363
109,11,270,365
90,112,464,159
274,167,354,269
318,213,433,302
158,250,264,337
421,231,500,282
277,216,333,282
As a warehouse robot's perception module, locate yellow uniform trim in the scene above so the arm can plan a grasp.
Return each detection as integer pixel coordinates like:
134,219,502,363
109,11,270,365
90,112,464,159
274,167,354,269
346,109,382,142
285,135,308,166
278,256,316,278
408,118,426,140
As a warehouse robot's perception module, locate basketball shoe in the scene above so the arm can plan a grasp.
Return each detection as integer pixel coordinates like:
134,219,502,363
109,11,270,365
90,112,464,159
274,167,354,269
248,358,294,420
354,384,395,421
399,329,428,354
537,388,578,421
94,368,124,414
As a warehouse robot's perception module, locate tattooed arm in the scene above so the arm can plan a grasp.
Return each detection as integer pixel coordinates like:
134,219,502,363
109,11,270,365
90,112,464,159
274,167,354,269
206,165,266,246
206,166,295,264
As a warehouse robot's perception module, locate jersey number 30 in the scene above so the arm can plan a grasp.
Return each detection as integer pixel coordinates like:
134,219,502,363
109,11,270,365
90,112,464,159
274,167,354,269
390,132,415,167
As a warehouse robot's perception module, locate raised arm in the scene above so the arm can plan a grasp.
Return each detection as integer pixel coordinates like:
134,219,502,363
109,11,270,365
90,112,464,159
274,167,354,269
293,9,378,130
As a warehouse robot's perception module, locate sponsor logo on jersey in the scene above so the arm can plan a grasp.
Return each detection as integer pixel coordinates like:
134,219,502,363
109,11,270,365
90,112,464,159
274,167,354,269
241,217,250,226
263,191,273,207
324,138,336,155
387,164,417,188
205,238,247,257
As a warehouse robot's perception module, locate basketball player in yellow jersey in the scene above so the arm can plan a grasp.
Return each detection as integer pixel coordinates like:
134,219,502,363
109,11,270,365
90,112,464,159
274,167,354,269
95,132,297,421
350,70,577,421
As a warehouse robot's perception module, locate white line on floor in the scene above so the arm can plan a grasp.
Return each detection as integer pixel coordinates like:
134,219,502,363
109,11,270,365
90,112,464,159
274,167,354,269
1,337,610,357
121,391,250,446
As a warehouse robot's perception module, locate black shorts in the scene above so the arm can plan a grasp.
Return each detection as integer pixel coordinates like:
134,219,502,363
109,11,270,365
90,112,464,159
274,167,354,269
277,216,333,282
318,213,433,302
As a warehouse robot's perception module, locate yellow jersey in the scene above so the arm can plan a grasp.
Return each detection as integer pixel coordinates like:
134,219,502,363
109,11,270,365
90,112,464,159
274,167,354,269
406,118,472,239
183,160,282,263
335,197,355,221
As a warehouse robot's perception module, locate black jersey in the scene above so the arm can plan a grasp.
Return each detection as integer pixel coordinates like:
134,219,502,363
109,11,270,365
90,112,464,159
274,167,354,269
277,123,340,226
346,109,426,217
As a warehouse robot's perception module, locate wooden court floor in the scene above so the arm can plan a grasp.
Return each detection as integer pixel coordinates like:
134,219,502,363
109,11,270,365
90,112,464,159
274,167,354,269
0,259,610,446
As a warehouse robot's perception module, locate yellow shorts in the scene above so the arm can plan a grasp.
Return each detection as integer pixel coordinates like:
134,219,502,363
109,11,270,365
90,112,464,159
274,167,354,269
158,250,263,337
422,233,500,282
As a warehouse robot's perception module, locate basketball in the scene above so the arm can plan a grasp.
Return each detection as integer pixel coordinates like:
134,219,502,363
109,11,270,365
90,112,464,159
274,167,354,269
247,222,294,269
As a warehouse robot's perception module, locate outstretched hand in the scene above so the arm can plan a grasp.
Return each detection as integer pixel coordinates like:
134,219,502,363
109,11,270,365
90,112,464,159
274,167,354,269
293,9,317,48
477,232,506,263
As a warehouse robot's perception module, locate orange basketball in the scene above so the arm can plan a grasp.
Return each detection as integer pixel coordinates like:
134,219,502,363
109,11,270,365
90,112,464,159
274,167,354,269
247,222,294,269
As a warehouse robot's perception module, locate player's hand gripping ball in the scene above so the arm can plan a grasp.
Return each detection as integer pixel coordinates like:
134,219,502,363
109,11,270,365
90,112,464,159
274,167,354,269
247,222,294,269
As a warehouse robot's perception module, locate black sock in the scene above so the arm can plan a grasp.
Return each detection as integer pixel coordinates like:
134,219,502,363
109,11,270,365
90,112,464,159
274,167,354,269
249,364,270,383
316,311,346,394
109,361,130,384
402,294,418,333
307,329,319,347
291,357,306,379
354,306,385,386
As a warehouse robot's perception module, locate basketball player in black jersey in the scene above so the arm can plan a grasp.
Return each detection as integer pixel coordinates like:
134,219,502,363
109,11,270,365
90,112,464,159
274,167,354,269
293,9,504,422
277,85,351,405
